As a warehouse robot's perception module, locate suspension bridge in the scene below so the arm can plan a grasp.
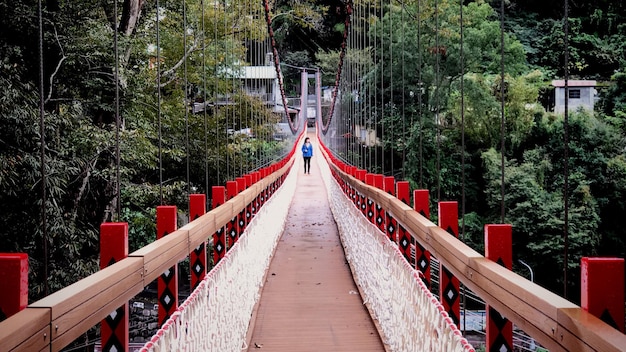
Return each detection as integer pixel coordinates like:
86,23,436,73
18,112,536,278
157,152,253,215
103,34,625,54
1,0,626,351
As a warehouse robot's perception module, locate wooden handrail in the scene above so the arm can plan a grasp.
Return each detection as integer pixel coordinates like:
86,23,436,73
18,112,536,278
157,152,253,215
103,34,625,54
0,157,294,352
325,157,626,352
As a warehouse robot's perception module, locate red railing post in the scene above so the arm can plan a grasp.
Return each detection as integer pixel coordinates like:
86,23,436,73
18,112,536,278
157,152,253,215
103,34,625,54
413,190,431,289
581,257,625,332
212,186,226,263
0,253,28,322
226,181,240,246
438,201,460,327
245,174,253,224
383,176,397,243
485,224,513,352
357,169,367,213
156,206,178,327
236,177,247,232
373,174,386,233
253,171,261,214
99,223,129,351
189,194,206,291
396,181,412,263
258,170,267,208
365,174,375,223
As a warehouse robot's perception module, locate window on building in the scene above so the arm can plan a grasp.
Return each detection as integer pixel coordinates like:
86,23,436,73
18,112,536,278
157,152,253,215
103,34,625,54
568,89,581,99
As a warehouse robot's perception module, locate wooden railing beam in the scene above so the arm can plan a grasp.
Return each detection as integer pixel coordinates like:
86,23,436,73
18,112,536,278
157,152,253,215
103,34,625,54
28,258,144,351
130,230,189,284
0,308,50,351
185,212,216,250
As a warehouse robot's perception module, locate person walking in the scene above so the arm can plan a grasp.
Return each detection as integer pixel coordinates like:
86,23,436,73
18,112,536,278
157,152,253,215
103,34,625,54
301,137,313,174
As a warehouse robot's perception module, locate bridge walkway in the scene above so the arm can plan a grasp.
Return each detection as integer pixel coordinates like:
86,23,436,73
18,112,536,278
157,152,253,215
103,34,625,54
245,134,387,352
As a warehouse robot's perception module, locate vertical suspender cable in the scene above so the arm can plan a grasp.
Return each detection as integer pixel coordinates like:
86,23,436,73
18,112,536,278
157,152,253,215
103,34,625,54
183,0,190,195
418,0,423,188
202,0,209,201
562,0,570,299
459,0,467,333
460,0,466,239
435,0,441,202
379,0,384,174
499,0,506,223
156,0,164,205
37,0,49,296
401,3,406,179
226,0,231,179
365,4,370,170
389,1,394,175
114,0,121,220
373,1,378,171
214,1,221,186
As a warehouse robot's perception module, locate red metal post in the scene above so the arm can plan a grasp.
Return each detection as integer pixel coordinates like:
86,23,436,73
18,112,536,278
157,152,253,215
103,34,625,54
356,170,366,211
245,174,253,223
226,181,240,246
99,223,129,351
396,181,412,263
0,253,28,321
383,176,396,242
212,186,226,263
413,190,431,289
236,177,247,232
253,171,261,214
485,224,513,352
259,172,267,208
189,194,206,291
156,206,178,327
581,257,625,332
373,174,386,233
439,201,460,328
365,174,375,222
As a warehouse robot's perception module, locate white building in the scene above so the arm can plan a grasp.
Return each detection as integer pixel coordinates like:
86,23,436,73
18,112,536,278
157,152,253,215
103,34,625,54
552,80,597,114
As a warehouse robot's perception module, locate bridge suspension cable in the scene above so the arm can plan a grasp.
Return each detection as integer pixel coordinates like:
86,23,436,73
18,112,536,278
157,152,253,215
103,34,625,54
261,0,300,135
37,0,49,296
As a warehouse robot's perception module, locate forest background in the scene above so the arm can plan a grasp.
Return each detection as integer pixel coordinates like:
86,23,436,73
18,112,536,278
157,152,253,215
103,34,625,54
0,0,625,309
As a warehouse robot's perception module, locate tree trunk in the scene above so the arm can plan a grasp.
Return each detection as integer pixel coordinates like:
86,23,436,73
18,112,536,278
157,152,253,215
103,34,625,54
120,0,144,36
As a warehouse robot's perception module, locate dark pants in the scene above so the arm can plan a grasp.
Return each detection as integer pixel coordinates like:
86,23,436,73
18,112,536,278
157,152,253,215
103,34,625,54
303,157,311,173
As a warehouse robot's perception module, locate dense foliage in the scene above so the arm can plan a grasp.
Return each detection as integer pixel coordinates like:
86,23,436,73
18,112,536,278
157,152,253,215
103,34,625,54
323,0,626,301
0,0,291,301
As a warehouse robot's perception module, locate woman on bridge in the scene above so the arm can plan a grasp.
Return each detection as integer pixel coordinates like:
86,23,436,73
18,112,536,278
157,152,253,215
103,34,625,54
301,137,313,174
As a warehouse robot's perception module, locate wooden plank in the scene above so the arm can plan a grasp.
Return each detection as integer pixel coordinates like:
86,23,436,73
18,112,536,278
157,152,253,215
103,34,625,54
129,230,189,283
369,190,394,211
225,194,245,214
213,201,233,229
242,184,259,207
185,211,216,250
0,308,50,352
558,308,626,352
29,258,143,351
400,211,438,245
385,200,413,225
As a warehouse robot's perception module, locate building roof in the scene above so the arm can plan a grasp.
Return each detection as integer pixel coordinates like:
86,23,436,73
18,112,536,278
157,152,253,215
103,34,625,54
551,80,597,87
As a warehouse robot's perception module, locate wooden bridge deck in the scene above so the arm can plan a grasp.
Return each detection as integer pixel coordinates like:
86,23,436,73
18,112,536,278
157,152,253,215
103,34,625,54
245,135,387,352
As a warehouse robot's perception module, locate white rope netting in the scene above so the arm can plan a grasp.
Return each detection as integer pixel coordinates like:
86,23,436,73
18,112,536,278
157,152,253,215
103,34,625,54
317,155,475,352
141,165,297,352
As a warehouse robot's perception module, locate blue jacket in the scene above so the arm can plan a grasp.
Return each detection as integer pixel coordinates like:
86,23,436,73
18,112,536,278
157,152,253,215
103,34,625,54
302,142,313,157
